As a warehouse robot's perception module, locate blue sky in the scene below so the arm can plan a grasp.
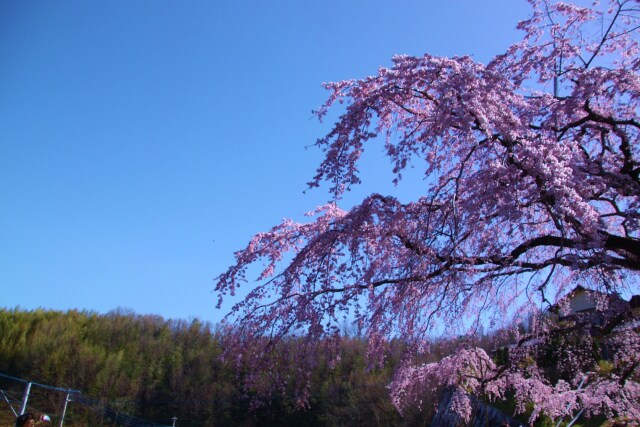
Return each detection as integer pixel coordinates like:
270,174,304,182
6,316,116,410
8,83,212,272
1,1,532,323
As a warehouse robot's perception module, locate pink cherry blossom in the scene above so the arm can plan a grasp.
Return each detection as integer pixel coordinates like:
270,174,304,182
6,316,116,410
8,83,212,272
216,0,640,422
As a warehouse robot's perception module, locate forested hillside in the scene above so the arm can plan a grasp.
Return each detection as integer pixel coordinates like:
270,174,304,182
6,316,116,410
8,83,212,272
1,308,627,426
0,308,408,426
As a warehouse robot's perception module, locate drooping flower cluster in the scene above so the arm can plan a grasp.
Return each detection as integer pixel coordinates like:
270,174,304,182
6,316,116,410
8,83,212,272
391,324,640,423
216,0,640,421
390,347,496,421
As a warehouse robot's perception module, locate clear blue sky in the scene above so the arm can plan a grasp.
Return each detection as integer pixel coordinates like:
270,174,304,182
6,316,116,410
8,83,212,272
1,1,532,323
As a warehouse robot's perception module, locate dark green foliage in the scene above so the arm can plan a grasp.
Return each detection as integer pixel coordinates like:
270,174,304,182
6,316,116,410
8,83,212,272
0,308,404,426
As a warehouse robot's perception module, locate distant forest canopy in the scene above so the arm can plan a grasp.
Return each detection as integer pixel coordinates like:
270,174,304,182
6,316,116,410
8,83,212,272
0,307,419,426
0,307,523,426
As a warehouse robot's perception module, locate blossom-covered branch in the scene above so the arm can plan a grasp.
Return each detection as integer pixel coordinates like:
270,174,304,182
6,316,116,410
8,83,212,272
215,0,640,422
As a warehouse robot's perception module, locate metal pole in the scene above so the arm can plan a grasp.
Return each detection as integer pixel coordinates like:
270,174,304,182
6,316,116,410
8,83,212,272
555,376,586,427
172,416,177,427
58,391,72,427
566,409,584,427
1,389,17,417
19,382,32,415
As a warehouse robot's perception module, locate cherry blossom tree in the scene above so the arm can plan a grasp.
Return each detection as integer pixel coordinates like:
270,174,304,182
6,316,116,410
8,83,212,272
216,0,640,422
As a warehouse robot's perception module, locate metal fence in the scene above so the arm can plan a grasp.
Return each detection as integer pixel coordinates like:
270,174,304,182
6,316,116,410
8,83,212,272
0,372,173,427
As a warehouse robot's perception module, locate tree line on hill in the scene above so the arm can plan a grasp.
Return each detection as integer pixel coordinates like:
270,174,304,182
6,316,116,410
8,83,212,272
0,307,421,426
3,307,623,426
